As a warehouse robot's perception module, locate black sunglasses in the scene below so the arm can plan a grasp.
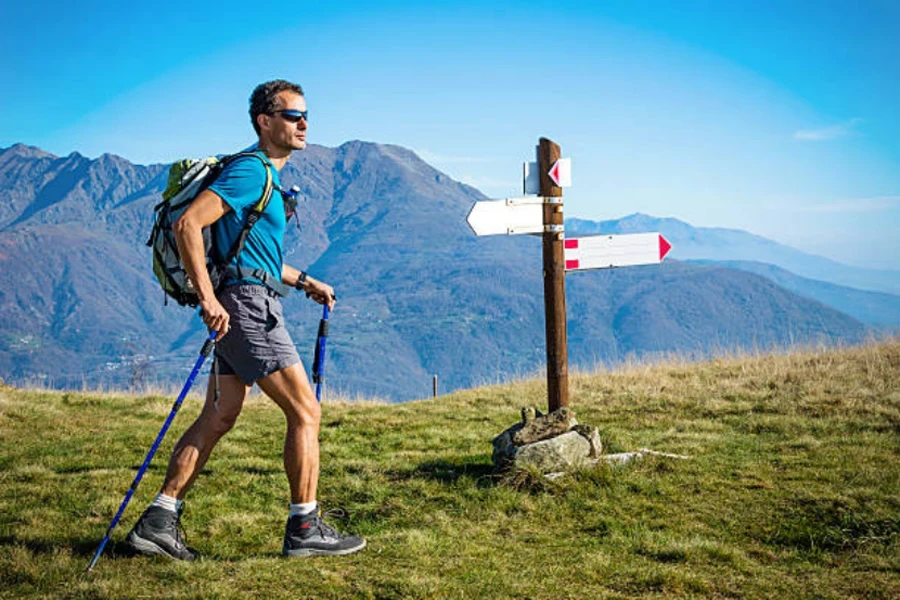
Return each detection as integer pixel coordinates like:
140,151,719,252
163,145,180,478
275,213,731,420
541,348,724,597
272,109,308,123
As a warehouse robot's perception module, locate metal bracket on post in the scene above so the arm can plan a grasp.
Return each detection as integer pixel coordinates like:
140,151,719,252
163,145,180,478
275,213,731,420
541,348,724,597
504,197,544,206
528,223,565,237
502,196,564,206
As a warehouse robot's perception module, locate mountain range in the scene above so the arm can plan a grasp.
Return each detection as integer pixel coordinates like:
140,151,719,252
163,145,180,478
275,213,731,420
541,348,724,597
0,142,887,401
567,215,900,295
566,215,900,329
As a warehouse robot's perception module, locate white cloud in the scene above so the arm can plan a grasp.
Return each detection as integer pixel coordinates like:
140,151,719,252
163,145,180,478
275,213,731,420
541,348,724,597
796,195,900,214
793,118,863,141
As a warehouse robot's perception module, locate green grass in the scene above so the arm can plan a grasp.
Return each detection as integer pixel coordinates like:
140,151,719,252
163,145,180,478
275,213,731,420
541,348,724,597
1,340,899,599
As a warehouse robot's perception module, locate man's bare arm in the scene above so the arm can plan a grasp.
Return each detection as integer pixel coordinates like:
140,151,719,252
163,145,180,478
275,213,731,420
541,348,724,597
282,265,336,310
173,189,232,339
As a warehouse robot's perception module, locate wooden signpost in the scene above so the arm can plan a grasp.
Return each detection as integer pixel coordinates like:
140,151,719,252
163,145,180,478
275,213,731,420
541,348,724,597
466,137,672,413
538,139,569,411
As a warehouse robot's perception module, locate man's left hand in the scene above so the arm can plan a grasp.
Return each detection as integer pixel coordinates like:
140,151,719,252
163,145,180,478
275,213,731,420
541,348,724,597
305,278,336,310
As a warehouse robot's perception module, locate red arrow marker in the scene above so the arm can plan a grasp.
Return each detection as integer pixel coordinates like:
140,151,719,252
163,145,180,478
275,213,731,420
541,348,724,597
659,235,672,261
549,162,561,186
546,158,571,187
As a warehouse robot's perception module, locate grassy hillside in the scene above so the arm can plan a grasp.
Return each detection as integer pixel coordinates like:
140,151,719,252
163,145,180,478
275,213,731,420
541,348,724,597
1,341,898,599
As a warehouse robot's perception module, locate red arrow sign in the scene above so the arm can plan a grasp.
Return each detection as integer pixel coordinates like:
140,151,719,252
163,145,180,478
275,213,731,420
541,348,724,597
564,232,673,271
659,234,672,261
547,158,571,187
549,162,561,185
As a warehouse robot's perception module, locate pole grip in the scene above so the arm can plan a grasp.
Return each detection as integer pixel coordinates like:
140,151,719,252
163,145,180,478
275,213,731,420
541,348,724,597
313,305,330,397
200,330,217,357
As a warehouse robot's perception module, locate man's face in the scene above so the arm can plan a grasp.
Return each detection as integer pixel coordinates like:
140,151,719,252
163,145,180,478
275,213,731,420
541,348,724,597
264,91,308,151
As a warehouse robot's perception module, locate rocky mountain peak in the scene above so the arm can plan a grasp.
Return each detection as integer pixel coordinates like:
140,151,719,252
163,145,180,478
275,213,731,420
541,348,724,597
0,143,57,164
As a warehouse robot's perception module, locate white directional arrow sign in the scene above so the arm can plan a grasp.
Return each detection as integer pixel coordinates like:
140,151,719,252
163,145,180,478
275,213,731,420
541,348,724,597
564,233,672,271
466,197,545,236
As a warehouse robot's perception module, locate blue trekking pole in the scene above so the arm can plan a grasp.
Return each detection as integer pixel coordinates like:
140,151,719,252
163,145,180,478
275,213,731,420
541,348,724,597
312,304,330,402
86,330,217,572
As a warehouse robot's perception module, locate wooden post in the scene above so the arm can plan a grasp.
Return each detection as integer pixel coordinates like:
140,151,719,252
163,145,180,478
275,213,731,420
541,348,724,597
538,137,569,411
433,375,438,398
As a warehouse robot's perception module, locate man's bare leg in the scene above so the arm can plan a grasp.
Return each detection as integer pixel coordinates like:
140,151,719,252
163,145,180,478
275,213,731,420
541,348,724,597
259,361,366,557
161,373,249,498
257,362,320,503
125,373,248,560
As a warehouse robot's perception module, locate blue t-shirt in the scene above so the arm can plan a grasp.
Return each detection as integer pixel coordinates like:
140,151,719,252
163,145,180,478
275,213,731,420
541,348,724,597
209,152,285,286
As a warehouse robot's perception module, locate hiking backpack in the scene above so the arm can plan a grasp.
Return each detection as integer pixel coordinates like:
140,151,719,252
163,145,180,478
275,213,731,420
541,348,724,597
147,152,278,307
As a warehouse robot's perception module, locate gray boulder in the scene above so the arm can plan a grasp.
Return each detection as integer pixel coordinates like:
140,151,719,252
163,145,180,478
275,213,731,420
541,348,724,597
492,407,602,472
513,406,577,445
511,430,591,471
572,424,603,457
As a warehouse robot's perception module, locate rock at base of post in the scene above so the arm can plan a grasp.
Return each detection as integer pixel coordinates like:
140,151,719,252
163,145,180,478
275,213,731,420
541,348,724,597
492,407,603,473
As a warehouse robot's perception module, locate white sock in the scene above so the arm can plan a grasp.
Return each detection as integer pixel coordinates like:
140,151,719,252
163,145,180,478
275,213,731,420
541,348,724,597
151,493,181,513
289,501,318,517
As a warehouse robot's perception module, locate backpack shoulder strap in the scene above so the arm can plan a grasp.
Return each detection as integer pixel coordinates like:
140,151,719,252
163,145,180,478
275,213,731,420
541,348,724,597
220,152,277,268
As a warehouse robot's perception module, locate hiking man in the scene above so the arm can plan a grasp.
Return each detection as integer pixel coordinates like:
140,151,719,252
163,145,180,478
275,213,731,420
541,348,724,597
125,80,365,559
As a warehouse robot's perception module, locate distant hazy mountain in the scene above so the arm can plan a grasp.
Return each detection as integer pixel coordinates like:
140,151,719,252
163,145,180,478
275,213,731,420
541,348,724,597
0,143,868,400
567,214,900,295
688,260,900,330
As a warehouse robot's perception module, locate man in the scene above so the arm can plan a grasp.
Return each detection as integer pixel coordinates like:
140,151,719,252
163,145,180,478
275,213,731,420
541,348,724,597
125,80,365,559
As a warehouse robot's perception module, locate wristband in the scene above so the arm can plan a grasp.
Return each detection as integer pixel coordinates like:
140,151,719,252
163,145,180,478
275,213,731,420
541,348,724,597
294,271,308,290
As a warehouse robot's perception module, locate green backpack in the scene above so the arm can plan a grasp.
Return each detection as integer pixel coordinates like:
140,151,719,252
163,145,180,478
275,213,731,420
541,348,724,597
147,152,284,307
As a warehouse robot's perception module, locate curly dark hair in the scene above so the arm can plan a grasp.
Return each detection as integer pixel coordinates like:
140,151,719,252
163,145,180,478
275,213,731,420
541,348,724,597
249,80,304,135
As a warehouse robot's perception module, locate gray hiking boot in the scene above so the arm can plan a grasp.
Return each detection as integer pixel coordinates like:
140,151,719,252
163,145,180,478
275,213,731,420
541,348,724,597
283,508,366,557
125,505,197,561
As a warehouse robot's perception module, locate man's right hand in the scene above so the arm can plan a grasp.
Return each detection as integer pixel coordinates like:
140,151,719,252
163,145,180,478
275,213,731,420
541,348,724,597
200,297,230,341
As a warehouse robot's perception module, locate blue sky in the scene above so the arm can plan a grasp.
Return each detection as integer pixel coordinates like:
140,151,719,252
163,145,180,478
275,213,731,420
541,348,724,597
2,1,898,269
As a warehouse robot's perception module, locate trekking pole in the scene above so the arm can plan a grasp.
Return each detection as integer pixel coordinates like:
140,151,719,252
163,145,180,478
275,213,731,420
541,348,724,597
86,329,217,572
312,304,330,403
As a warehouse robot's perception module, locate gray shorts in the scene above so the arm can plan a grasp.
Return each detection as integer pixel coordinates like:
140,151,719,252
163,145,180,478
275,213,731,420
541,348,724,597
213,285,300,385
